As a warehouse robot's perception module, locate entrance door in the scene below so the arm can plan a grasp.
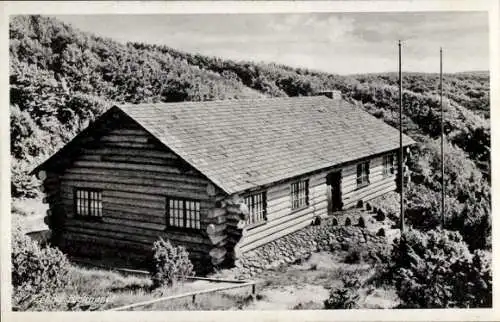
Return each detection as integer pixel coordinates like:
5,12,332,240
326,171,342,214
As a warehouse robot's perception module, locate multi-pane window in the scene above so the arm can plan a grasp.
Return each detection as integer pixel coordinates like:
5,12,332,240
291,179,309,210
356,161,370,188
74,188,102,218
382,154,395,177
244,192,267,226
167,198,201,229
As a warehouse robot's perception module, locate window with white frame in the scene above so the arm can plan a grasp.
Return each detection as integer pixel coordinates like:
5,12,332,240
291,179,309,210
382,154,395,177
244,191,267,226
74,188,102,218
167,197,201,230
356,161,370,188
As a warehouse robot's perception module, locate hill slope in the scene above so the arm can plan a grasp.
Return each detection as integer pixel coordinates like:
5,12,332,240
9,15,490,250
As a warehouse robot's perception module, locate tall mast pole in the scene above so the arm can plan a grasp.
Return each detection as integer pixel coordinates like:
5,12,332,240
440,47,445,227
399,40,405,232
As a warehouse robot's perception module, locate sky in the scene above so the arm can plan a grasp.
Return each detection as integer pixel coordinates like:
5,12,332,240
53,12,489,75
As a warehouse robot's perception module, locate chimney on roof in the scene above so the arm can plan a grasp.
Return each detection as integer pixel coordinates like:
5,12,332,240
318,90,342,100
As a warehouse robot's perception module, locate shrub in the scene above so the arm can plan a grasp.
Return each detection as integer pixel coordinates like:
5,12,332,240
344,249,362,264
357,216,366,228
390,229,491,308
150,238,194,288
375,209,386,221
12,223,70,310
376,228,386,237
324,277,360,309
344,217,351,226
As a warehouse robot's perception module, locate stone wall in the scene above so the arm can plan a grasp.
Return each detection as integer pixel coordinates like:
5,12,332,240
224,213,390,279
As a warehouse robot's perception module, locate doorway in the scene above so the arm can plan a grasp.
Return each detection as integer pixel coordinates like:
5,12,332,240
326,171,342,214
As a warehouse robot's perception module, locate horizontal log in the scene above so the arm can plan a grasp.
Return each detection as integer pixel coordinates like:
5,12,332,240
62,232,207,257
266,197,326,222
102,195,166,210
82,147,178,160
103,190,167,202
207,208,226,219
236,220,246,229
108,129,149,136
267,193,327,214
65,225,159,246
206,223,226,235
343,178,395,203
61,174,207,193
100,155,174,166
61,198,166,217
64,219,207,245
99,134,149,144
104,209,166,224
101,141,158,149
102,217,166,231
62,231,152,252
209,247,227,260
60,181,211,201
72,160,180,174
342,174,394,194
208,215,226,225
37,170,47,181
64,225,211,253
208,232,227,245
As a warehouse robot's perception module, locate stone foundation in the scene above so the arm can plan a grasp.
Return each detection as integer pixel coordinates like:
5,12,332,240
221,212,391,279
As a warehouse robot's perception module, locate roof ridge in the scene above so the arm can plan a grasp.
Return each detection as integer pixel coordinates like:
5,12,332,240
118,95,333,108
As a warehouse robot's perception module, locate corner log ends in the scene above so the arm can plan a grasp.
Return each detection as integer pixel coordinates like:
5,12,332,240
205,195,248,267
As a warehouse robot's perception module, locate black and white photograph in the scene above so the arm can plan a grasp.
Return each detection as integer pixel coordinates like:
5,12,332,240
1,0,497,318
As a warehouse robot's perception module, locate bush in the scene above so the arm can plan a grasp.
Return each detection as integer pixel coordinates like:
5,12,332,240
390,229,491,308
324,277,360,309
357,216,366,228
344,217,351,226
376,228,386,237
344,249,362,264
375,209,386,221
150,238,194,288
12,223,70,310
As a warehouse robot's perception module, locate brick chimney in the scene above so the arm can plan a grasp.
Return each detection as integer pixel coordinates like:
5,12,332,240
318,90,342,100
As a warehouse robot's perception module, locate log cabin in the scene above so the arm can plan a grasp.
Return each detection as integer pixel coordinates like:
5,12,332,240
32,91,415,270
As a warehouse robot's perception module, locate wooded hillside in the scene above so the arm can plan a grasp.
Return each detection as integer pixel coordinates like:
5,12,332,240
10,15,490,251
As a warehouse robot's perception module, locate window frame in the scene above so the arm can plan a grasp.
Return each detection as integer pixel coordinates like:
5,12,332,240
356,161,370,189
382,154,395,177
290,179,309,211
73,187,103,220
244,190,267,229
166,197,201,231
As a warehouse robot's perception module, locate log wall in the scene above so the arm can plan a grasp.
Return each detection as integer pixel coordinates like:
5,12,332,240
51,120,222,266
237,153,397,253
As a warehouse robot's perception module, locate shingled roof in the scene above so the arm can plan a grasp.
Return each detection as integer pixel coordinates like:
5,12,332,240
115,96,415,194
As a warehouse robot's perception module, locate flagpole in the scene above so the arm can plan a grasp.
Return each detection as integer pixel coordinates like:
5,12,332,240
440,47,445,227
399,40,405,232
